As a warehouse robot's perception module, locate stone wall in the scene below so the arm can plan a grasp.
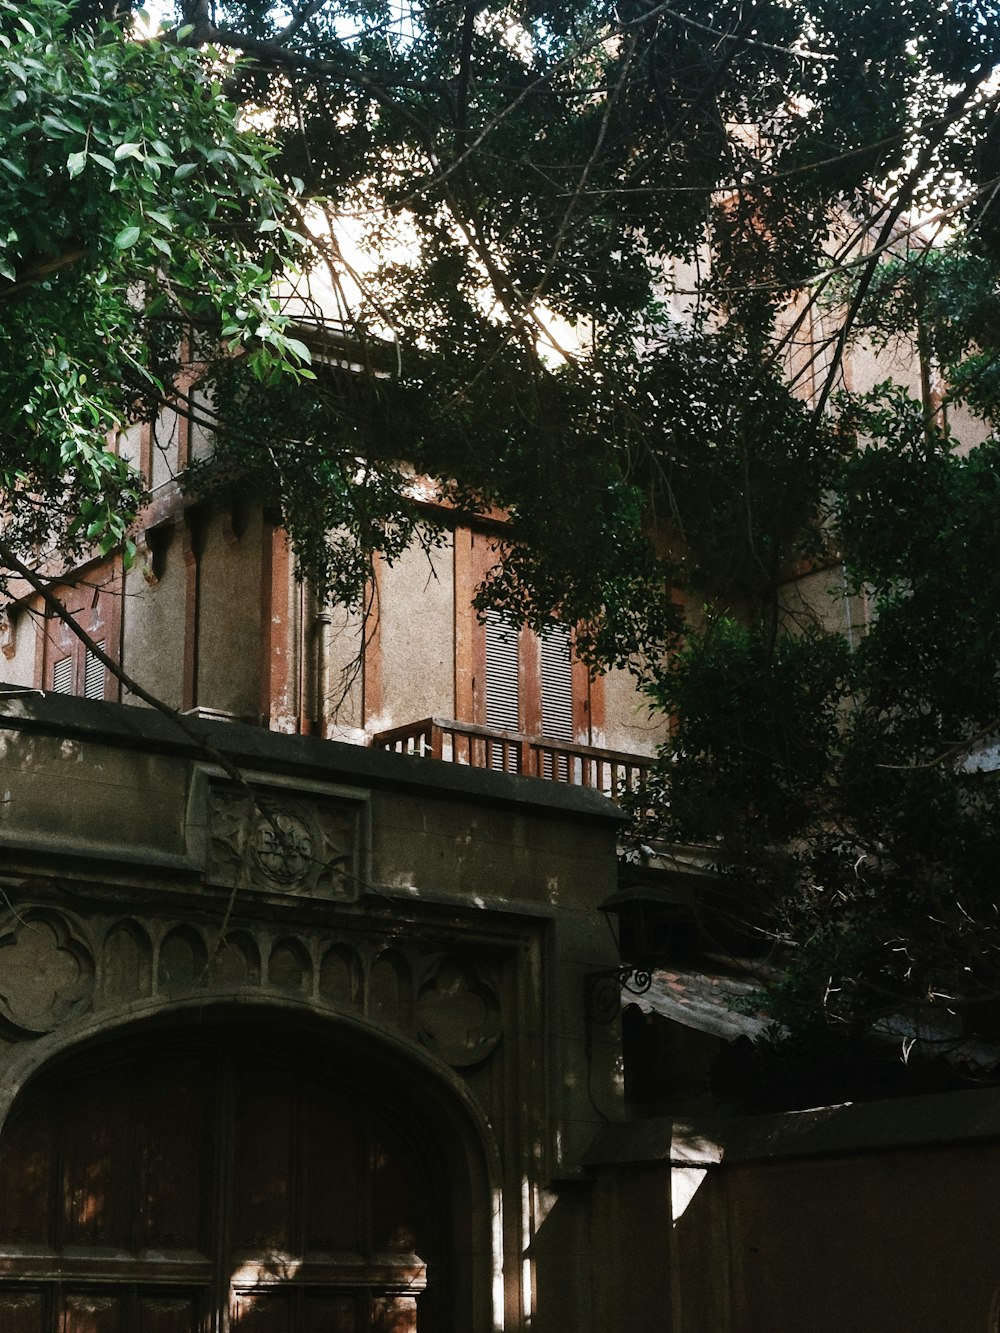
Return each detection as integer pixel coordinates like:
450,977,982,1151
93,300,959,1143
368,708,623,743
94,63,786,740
587,1089,1000,1333
0,693,626,1332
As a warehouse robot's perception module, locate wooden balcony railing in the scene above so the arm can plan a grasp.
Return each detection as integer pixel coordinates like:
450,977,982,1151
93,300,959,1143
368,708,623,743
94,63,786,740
371,717,653,799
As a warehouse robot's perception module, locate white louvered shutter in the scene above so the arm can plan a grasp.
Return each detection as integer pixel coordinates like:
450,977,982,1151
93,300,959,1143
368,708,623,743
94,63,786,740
485,610,520,771
52,657,73,694
540,623,573,741
485,611,520,732
540,623,573,779
83,643,105,700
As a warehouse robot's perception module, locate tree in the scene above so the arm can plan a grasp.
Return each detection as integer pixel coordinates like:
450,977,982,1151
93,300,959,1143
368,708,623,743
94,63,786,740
8,0,1000,1080
0,0,312,577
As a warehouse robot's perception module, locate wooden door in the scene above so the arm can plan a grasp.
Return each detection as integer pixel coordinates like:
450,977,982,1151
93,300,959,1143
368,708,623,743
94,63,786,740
0,1034,441,1332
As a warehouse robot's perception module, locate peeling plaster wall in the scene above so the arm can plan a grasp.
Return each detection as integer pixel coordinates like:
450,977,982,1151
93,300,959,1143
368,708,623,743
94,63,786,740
0,605,35,689
375,537,455,730
598,665,669,756
196,508,264,718
121,526,187,711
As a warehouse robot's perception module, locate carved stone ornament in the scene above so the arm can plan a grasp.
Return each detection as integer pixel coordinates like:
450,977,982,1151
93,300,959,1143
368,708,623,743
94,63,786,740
415,957,503,1068
0,912,95,1036
207,787,360,900
252,809,313,883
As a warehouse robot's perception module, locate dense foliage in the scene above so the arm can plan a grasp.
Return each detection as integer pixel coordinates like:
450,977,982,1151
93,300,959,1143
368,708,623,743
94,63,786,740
10,0,1000,1072
0,0,311,570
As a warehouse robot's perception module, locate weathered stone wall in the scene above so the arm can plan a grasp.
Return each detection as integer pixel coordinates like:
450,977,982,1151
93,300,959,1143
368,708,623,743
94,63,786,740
0,694,625,1332
588,1089,1000,1333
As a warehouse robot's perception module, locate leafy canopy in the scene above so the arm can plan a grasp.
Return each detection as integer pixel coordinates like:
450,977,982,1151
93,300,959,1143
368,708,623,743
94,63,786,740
12,0,1000,1072
0,0,311,572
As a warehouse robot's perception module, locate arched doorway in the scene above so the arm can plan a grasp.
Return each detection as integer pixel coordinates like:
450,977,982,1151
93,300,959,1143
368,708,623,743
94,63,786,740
0,1022,455,1332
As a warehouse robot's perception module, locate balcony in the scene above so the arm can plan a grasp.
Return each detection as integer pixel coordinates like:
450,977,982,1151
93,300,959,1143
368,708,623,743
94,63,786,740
371,717,653,800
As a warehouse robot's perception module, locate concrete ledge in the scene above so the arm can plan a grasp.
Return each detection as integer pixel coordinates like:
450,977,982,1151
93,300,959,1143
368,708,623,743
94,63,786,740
585,1082,1000,1168
0,693,625,826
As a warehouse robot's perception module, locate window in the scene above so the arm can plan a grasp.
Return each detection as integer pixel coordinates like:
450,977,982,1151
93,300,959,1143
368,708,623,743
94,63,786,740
538,621,573,743
483,612,576,773
456,530,601,766
40,569,121,702
51,642,106,700
484,610,520,733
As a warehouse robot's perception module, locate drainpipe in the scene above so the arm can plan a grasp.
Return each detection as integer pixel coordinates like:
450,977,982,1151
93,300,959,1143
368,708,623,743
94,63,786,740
313,605,331,737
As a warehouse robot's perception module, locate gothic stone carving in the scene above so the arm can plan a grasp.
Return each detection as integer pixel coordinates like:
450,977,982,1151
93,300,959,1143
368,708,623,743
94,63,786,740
0,911,94,1036
0,903,508,1096
207,786,361,900
415,956,503,1068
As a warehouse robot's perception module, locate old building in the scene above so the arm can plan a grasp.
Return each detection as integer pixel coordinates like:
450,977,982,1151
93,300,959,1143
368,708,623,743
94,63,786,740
4,314,1000,1333
0,375,672,1332
0,689,637,1332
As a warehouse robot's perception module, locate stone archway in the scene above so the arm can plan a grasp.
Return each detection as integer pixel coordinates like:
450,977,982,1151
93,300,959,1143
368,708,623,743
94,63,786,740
0,1014,487,1332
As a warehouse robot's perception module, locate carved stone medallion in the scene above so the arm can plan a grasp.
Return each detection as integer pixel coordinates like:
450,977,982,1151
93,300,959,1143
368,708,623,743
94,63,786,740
415,957,503,1068
251,809,314,884
207,786,361,900
0,912,95,1036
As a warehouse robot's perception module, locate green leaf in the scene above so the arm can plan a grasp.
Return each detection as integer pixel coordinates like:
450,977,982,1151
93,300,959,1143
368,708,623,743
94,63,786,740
41,115,74,136
67,150,87,179
283,338,312,364
114,225,141,250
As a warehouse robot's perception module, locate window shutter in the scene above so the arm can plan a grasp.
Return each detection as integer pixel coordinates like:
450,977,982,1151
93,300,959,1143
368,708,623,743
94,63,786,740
52,657,73,694
84,643,106,700
540,624,573,741
485,611,519,733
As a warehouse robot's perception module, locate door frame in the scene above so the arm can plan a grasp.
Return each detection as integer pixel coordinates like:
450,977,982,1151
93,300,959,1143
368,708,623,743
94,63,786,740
0,998,501,1333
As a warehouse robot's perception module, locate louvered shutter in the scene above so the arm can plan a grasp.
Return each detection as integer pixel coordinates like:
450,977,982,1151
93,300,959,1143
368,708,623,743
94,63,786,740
539,623,573,779
485,611,519,732
52,657,73,694
484,610,520,771
540,624,573,741
84,643,106,700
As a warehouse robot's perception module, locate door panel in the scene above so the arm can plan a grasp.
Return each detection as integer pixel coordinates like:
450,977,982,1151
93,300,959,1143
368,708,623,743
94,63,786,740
372,1296,417,1333
60,1292,123,1333
231,1073,295,1253
301,1101,358,1252
0,1288,45,1333
0,1107,53,1246
0,1032,443,1332
299,1292,359,1332
62,1075,133,1249
138,1061,209,1253
232,1290,295,1332
134,1292,201,1333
